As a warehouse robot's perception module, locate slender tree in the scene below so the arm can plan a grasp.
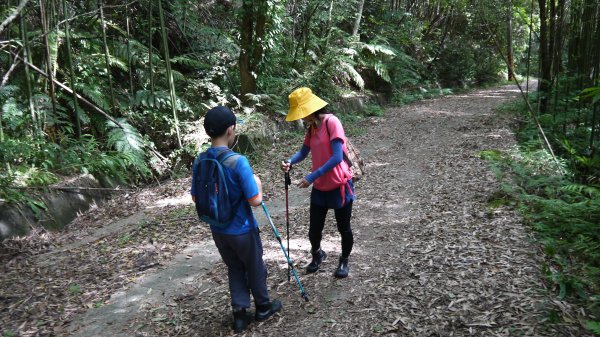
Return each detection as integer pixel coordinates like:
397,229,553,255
39,0,58,120
100,0,116,114
126,3,134,95
148,0,155,94
62,0,81,138
19,4,38,135
158,0,182,148
507,0,515,81
352,0,366,37
239,0,268,101
538,0,552,113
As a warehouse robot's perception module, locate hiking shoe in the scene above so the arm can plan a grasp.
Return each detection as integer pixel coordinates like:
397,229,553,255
232,308,251,333
255,299,282,321
334,256,349,278
306,248,326,273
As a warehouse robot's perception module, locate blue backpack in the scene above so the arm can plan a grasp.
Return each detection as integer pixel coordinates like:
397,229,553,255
193,149,242,228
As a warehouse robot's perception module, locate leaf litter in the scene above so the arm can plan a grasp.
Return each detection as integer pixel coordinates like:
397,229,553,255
0,84,592,337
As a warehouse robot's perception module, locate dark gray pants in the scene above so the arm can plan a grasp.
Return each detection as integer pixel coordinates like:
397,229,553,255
212,228,270,309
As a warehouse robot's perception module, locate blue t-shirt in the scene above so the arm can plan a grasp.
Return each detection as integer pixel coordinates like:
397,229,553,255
191,146,259,235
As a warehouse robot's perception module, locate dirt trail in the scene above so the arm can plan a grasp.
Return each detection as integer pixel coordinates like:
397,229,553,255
1,83,589,337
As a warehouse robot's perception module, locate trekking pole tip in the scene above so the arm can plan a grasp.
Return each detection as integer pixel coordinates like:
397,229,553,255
302,293,309,302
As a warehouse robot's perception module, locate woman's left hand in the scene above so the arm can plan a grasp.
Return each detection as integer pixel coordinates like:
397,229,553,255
297,178,311,188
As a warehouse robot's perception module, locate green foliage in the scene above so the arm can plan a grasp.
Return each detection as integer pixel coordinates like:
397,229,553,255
106,118,150,177
579,86,600,104
587,320,600,335
363,104,385,117
482,122,600,324
68,283,81,295
0,0,550,216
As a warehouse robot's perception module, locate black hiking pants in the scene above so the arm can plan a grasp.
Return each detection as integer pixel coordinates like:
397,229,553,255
212,228,270,310
309,201,353,258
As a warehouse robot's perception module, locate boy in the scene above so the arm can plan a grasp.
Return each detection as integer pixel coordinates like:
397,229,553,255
191,106,282,333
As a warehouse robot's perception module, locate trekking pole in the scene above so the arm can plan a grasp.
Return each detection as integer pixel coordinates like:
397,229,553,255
284,171,291,282
261,202,309,302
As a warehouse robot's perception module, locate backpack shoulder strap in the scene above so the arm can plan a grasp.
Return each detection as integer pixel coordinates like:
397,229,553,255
324,116,353,166
217,149,241,168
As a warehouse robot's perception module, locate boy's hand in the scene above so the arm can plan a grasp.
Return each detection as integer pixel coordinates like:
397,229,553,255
281,160,291,172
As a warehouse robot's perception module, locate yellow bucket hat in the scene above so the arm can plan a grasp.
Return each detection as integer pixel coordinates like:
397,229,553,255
286,87,328,121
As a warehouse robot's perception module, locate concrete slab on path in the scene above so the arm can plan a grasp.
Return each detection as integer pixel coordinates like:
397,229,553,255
67,241,220,337
65,188,311,337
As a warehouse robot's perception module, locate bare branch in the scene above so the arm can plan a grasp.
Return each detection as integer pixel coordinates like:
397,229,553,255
8,50,126,130
1,56,22,88
0,0,30,34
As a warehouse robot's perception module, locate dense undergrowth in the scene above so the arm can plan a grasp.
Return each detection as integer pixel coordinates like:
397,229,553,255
2,0,518,208
482,85,600,334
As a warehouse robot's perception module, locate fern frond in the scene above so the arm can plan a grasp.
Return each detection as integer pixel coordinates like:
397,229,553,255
359,42,396,57
48,31,62,77
2,97,20,118
374,61,391,82
171,54,210,68
76,83,110,112
586,320,600,334
560,183,600,198
339,62,365,89
106,118,144,157
170,69,186,82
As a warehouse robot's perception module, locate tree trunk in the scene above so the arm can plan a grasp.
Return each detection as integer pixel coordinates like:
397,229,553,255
99,0,116,114
548,0,556,78
19,7,38,135
62,0,81,138
126,3,134,95
239,0,268,102
592,1,600,84
148,0,155,94
239,0,255,99
325,0,334,41
39,0,57,120
553,0,566,78
566,1,580,74
580,0,595,86
507,0,515,81
526,0,534,97
352,0,366,36
538,0,551,114
158,0,182,148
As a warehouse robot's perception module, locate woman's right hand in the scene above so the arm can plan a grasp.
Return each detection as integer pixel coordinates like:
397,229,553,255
281,160,291,172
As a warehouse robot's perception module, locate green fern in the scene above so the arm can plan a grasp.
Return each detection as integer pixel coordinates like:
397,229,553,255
87,52,128,72
560,183,600,198
76,83,110,112
171,54,210,68
374,61,391,82
579,86,600,104
359,42,396,57
586,321,600,335
106,118,144,157
169,69,186,82
48,31,62,77
339,62,365,89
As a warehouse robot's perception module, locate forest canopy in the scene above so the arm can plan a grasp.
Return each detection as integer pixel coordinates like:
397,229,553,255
1,0,539,189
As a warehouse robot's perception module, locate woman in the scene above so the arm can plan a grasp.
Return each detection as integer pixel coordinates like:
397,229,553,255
281,87,355,278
